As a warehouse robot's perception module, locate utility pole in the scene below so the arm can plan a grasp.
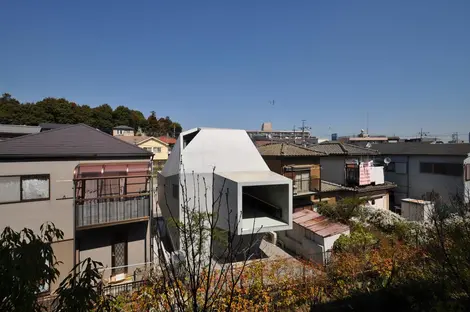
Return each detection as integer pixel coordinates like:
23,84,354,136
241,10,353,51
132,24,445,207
293,125,296,144
299,120,312,146
419,128,430,140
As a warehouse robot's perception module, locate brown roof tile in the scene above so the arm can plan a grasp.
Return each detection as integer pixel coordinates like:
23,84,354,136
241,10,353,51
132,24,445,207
258,142,326,157
0,124,152,159
293,209,350,238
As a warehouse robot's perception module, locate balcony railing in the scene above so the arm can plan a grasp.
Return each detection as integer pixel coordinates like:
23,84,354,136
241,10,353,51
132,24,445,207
76,195,150,229
293,178,320,195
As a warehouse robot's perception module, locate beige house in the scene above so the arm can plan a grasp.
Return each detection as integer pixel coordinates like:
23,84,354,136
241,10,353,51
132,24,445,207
112,125,134,137
0,124,153,294
116,136,169,170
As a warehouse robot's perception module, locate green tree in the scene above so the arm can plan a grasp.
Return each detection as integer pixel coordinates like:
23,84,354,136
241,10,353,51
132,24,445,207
0,223,63,311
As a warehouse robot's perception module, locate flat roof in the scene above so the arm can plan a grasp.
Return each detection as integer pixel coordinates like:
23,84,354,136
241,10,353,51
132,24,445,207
401,198,432,205
216,171,289,184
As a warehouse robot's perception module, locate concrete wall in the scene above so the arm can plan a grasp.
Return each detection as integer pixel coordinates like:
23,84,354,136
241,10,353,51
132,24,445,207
78,222,148,282
384,155,466,205
465,156,470,204
278,222,348,264
320,156,345,185
363,193,389,210
157,173,180,249
213,174,238,232
408,155,465,203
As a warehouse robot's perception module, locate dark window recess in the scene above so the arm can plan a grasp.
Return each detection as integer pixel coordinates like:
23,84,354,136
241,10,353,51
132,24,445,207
345,166,359,185
385,162,395,172
420,162,463,176
172,184,178,199
112,236,128,275
420,163,433,174
371,199,376,205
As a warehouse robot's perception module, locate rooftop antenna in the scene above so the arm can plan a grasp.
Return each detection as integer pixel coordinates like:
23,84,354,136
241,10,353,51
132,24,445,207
299,120,312,145
366,112,369,135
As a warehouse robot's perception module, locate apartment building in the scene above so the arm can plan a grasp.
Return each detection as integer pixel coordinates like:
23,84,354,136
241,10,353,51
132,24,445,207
0,124,153,293
373,143,470,207
158,127,293,260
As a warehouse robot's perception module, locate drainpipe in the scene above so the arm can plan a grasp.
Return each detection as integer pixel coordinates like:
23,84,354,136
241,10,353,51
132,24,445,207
72,178,77,269
148,155,154,264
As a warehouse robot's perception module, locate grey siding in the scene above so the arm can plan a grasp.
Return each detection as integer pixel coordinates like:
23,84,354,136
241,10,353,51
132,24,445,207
320,156,345,185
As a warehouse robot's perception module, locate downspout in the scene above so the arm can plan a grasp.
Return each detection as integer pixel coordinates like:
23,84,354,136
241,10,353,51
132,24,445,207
72,177,77,269
148,154,154,264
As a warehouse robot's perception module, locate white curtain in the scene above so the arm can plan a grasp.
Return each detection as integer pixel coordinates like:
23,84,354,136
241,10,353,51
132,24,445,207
22,177,49,200
0,176,21,203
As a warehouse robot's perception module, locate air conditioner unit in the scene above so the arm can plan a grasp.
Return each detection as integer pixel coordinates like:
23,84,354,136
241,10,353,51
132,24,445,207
265,231,277,245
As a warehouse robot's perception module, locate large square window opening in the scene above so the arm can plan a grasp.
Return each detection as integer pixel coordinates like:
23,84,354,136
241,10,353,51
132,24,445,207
241,184,289,224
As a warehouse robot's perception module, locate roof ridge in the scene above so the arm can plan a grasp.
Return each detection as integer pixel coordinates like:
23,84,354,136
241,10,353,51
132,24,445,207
0,123,80,144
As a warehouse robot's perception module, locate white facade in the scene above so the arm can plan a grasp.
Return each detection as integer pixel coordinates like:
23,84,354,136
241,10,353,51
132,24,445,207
384,155,466,205
465,153,470,204
158,128,293,254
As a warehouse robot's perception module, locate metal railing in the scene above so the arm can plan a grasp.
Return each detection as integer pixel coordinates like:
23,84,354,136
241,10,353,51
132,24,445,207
102,280,146,297
76,196,150,228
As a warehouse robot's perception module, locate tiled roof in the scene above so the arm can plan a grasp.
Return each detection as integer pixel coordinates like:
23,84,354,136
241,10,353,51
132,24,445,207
0,124,41,134
117,136,168,146
158,136,177,145
257,142,327,157
321,180,354,192
0,124,152,159
113,125,134,130
308,142,379,156
320,180,396,193
39,123,72,130
293,209,350,238
372,143,470,156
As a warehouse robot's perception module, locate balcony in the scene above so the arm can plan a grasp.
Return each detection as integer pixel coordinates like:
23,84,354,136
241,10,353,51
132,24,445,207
73,162,152,230
283,165,321,197
76,195,150,229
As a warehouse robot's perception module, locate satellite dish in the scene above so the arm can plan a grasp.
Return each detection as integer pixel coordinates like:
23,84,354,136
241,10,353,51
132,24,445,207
384,157,391,164
365,142,372,148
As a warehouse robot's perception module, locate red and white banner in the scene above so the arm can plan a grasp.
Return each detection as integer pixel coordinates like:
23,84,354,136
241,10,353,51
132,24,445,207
359,161,372,186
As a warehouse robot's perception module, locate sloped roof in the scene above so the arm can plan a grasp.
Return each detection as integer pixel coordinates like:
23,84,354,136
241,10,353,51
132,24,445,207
308,142,379,156
320,180,396,193
39,123,72,131
0,124,41,134
257,142,326,157
372,143,470,156
158,136,177,145
113,125,134,130
0,124,152,159
117,135,168,146
293,209,349,238
161,127,272,177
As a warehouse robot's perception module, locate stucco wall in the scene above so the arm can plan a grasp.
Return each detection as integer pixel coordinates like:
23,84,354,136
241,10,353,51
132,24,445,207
139,139,169,161
78,222,148,281
320,156,345,185
50,239,74,292
0,160,78,239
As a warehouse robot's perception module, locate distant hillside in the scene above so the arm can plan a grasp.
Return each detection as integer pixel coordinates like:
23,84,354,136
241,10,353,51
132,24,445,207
0,93,182,137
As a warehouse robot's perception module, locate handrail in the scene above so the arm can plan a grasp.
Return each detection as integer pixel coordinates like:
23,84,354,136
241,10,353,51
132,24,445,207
243,193,281,210
73,174,151,181
76,193,150,202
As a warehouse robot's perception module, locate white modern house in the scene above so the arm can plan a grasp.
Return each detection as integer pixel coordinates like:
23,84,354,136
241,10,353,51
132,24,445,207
157,128,293,259
465,153,470,204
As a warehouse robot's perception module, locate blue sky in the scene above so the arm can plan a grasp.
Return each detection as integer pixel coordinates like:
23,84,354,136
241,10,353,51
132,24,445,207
1,0,470,139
